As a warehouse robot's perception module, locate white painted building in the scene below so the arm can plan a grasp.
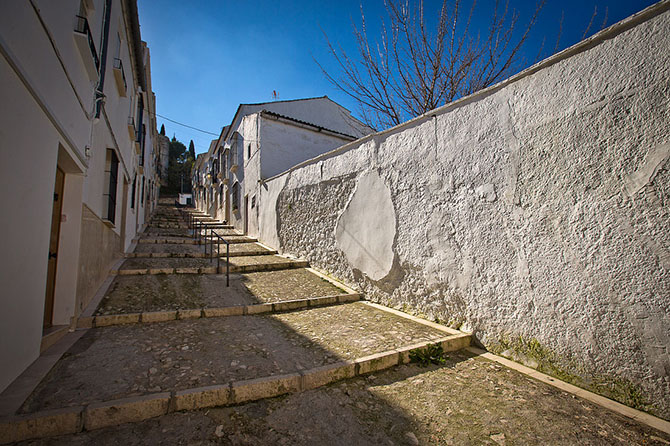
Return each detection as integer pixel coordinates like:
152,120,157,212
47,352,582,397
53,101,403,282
192,97,373,235
0,0,160,393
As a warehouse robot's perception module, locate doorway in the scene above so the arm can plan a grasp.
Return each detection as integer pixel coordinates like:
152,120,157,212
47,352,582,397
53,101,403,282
244,195,249,234
44,167,64,328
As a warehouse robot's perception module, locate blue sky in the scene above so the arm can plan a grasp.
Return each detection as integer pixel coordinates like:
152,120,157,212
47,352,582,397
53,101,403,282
137,0,657,154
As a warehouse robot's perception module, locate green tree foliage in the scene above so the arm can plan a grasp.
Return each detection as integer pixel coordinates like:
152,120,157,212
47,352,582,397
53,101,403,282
162,137,193,195
188,140,196,160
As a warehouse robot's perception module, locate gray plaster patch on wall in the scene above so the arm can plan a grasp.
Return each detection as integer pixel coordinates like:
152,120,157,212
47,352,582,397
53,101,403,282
258,4,670,420
623,143,670,197
335,171,396,281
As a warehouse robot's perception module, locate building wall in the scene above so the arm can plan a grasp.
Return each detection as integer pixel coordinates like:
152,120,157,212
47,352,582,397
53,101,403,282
0,54,62,392
241,116,358,237
259,116,358,180
236,98,372,139
75,204,122,313
227,116,253,231
0,0,159,393
259,4,670,419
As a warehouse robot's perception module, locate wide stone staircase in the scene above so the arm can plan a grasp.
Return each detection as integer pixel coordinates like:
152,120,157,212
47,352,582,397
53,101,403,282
0,199,471,443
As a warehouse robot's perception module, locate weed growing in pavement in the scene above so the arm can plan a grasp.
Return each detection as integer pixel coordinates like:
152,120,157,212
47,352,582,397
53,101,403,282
410,343,447,367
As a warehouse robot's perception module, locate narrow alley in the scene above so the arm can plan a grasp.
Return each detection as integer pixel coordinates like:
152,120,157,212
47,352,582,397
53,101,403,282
2,199,668,445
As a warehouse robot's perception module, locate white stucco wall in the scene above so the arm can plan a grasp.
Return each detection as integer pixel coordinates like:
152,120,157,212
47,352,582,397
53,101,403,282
0,0,159,393
259,4,670,419
0,55,61,394
236,97,372,139
259,116,358,180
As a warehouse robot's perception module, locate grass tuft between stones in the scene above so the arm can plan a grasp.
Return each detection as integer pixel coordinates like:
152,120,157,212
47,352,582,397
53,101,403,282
409,343,447,367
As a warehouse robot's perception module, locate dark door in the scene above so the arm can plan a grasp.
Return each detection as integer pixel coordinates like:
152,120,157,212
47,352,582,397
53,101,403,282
44,168,64,328
244,195,249,234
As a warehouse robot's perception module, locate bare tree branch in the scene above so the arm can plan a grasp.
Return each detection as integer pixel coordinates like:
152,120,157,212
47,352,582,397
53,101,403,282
317,0,546,130
582,5,598,39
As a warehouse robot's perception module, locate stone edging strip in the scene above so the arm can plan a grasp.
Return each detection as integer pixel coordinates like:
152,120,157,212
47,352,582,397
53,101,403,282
77,294,362,329
360,301,464,336
138,237,257,245
124,249,278,259
465,347,670,436
110,260,310,276
305,267,359,295
0,333,470,444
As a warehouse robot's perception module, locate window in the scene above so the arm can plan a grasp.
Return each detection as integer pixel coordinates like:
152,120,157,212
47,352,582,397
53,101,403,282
251,195,256,208
247,144,251,159
232,182,240,211
230,132,242,170
115,33,121,59
131,174,136,209
220,185,224,206
104,149,119,224
141,177,145,206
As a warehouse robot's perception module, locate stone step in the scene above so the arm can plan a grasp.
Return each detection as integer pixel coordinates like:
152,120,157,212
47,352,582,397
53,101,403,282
79,294,362,329
93,268,355,316
138,235,257,245
3,302,470,442
145,228,241,236
112,255,309,275
147,223,189,229
144,228,192,238
128,242,275,258
193,223,234,229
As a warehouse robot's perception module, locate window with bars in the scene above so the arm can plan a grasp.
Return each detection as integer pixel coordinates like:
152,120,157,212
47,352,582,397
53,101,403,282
131,174,136,209
232,182,239,211
104,149,119,224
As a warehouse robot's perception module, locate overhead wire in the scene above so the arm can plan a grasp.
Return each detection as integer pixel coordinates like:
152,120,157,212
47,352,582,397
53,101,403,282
149,110,221,136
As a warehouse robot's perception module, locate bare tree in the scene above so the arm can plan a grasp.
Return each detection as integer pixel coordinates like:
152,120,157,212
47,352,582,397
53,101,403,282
317,0,545,130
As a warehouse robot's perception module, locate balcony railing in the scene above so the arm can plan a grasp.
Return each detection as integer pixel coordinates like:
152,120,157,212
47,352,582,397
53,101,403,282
112,58,127,96
74,15,99,71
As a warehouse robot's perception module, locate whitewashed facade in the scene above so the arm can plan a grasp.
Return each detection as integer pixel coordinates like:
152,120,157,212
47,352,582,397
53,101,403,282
192,97,373,235
0,0,159,392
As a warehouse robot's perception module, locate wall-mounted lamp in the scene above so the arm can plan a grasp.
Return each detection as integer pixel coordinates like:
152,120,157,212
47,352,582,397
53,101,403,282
85,146,91,158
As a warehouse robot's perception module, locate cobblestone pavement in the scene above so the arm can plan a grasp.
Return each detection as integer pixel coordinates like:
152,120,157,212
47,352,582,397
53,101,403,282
17,352,670,445
8,203,669,444
20,303,447,413
95,269,344,314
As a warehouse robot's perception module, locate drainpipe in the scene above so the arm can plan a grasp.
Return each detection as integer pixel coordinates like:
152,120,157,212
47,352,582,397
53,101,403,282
94,0,113,119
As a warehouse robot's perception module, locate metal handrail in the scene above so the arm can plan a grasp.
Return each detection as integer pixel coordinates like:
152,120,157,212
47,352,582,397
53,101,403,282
208,230,230,287
180,209,229,286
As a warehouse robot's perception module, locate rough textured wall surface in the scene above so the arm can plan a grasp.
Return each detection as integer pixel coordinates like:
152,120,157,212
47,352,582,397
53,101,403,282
76,205,122,313
263,5,670,419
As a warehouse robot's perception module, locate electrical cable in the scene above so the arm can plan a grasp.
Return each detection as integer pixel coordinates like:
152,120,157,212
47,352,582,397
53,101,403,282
150,111,220,136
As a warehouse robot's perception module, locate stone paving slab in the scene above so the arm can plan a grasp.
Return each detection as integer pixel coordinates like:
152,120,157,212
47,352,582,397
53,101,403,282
117,254,304,274
13,351,670,446
95,269,345,315
137,237,197,244
227,255,306,268
210,243,276,257
131,243,205,255
120,257,212,270
19,303,448,414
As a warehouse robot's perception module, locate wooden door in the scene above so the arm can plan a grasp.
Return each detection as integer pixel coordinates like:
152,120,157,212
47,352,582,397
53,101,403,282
44,168,64,328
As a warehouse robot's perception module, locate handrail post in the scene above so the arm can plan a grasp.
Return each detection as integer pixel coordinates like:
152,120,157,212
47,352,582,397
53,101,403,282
226,242,229,287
